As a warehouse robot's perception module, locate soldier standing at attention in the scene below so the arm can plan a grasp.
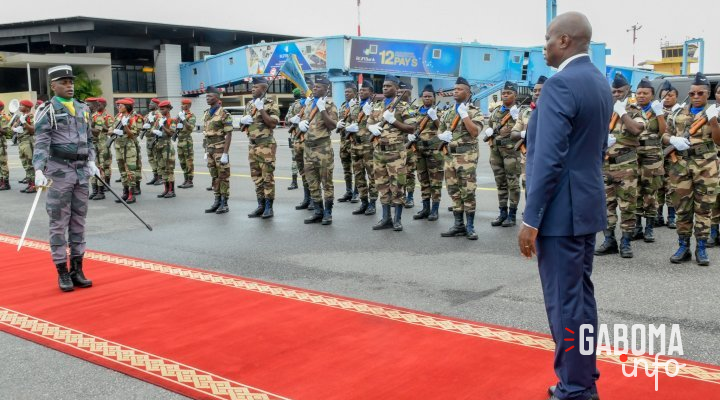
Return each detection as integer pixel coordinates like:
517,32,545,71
594,73,645,259
438,77,483,240
112,98,142,204
411,84,443,222
511,76,546,193
345,80,377,216
663,72,720,265
176,99,196,189
366,75,417,231
242,77,280,219
203,87,233,214
337,82,357,203
143,98,162,186
32,65,99,292
656,81,681,228
710,83,720,246
484,82,521,227
298,76,338,225
151,100,177,198
14,100,36,193
0,101,11,190
286,88,303,190
631,79,666,243
288,87,314,211
400,81,417,209
88,98,114,200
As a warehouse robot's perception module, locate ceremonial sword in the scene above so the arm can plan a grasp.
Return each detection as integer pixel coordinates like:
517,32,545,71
17,179,52,251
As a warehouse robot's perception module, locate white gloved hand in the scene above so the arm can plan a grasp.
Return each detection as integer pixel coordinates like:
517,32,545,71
203,152,208,161
178,111,186,121
368,123,382,136
362,102,373,116
651,100,664,116
484,127,494,138
19,115,27,124
240,115,254,125
87,161,101,177
671,103,683,112
607,134,617,148
348,98,357,108
34,170,48,187
669,136,691,151
520,130,526,139
299,120,310,132
427,107,438,121
457,103,469,119
382,109,396,124
113,128,124,136
438,131,453,143
176,123,184,129
253,98,264,111
159,117,167,127
289,115,301,125
509,105,519,120
153,129,163,137
706,104,719,121
148,114,156,123
121,116,130,126
12,125,24,134
345,123,359,133
336,121,346,130
407,134,417,142
142,123,151,130
220,153,229,164
316,97,327,112
613,100,628,118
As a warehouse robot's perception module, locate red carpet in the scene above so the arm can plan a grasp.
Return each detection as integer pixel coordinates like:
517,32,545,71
1,234,718,400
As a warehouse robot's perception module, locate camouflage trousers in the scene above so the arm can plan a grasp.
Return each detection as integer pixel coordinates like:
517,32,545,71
351,139,377,200
415,141,444,202
90,136,113,185
489,144,522,208
177,135,194,180
207,147,230,198
405,147,417,194
114,138,140,187
340,136,353,187
43,159,90,264
249,143,276,200
0,138,8,178
520,152,527,192
668,156,718,239
714,158,720,225
153,138,176,183
656,150,674,210
604,161,638,233
289,137,299,175
373,144,406,206
445,148,478,213
304,139,334,203
147,137,158,174
293,138,307,186
636,146,664,218
18,136,35,180
134,138,143,186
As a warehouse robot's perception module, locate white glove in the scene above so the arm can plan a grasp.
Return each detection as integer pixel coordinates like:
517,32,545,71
520,130,526,139
669,136,691,151
336,121,346,130
457,103,469,119
484,127,494,138
178,111,186,121
12,126,23,134
671,103,683,112
362,102,373,116
438,131,453,143
87,161,101,177
427,107,438,121
607,134,617,148
382,109,396,124
407,134,417,142
34,170,48,187
176,123,184,129
113,128,124,136
159,117,167,126
651,100,664,116
368,123,382,136
153,129,163,137
289,115,301,125
706,104,719,121
240,115,254,125
203,152,208,161
142,123,151,130
299,120,310,132
348,99,357,108
220,153,229,164
316,97,327,112
121,116,130,126
19,115,27,124
345,123,359,133
509,105,519,120
253,98,265,111
613,100,628,118
148,114,156,123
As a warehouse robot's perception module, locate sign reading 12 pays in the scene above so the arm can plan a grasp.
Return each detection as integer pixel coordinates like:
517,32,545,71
350,39,461,77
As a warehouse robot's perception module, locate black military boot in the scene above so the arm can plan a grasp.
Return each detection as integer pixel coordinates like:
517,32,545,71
338,180,353,202
372,205,393,230
24,182,36,193
427,202,440,221
215,195,229,214
502,207,517,227
365,199,377,216
631,216,644,241
164,182,176,198
55,262,74,292
441,212,467,237
491,207,508,227
146,173,158,185
322,200,333,225
93,185,106,200
404,191,415,208
125,188,136,204
708,225,719,248
116,186,129,203
115,177,122,183
448,206,453,212
0,178,10,190
133,183,141,196
350,187,359,203
89,183,98,200
353,197,369,215
178,176,192,189
157,181,170,198
594,229,618,255
644,219,655,243
262,199,274,219
656,206,665,227
154,176,164,186
18,177,28,184
667,207,677,229
308,199,316,211
414,199,431,220
619,232,633,258
670,236,692,263
69,256,92,288
205,196,221,213
288,174,298,190
466,212,478,240
695,239,710,266
393,205,403,231
305,202,324,224
296,186,311,210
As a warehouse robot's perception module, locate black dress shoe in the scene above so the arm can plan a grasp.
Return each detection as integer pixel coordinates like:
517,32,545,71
548,385,599,400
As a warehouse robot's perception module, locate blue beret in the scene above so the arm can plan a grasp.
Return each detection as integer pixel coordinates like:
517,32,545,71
692,72,710,87
636,78,654,90
535,75,548,85
422,84,434,94
612,73,630,89
252,76,268,85
456,77,470,87
315,75,330,85
384,75,400,84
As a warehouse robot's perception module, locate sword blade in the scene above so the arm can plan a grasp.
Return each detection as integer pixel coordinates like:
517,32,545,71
17,186,43,251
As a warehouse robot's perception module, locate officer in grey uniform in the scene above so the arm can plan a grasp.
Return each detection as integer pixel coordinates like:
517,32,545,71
33,65,99,292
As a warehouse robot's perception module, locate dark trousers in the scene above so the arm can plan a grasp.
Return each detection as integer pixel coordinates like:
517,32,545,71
537,234,599,400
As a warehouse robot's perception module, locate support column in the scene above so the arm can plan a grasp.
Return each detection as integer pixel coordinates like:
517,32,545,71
155,44,183,105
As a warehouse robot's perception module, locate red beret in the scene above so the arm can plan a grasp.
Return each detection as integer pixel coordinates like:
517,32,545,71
151,98,161,104
0,100,4,107
85,97,97,102
115,98,134,105
36,99,44,105
96,98,107,104
158,100,172,108
20,100,34,108
181,99,192,105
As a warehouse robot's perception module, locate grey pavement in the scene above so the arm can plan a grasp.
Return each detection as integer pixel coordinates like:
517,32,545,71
0,128,718,399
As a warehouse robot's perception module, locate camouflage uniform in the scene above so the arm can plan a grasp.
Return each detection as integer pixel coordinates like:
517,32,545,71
442,105,483,213
176,110,196,185
90,110,114,187
246,98,280,203
151,115,177,185
302,98,337,210
114,112,143,191
0,112,10,184
404,105,419,207
145,110,160,179
488,106,522,212
286,99,303,178
290,98,311,208
203,106,233,201
338,100,355,199
414,106,444,205
348,98,378,213
635,106,664,221
656,106,677,224
15,112,36,182
510,105,533,191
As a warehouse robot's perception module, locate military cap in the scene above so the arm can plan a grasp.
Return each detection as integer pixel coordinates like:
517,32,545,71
20,100,33,108
252,76,268,85
503,81,518,92
612,72,630,89
399,81,413,90
692,72,710,88
150,98,161,104
456,77,471,88
314,75,330,85
384,75,400,84
115,98,134,105
85,97,97,102
47,65,74,82
344,82,357,90
206,86,221,94
0,100,4,107
421,84,435,94
158,100,172,108
181,98,192,105
636,78,654,90
96,97,108,104
361,80,373,89
292,88,302,98
535,75,548,85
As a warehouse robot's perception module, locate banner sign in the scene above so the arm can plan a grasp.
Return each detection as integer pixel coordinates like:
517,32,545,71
349,39,461,77
246,39,327,75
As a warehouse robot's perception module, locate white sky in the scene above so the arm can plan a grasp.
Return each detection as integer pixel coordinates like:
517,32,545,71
2,0,717,73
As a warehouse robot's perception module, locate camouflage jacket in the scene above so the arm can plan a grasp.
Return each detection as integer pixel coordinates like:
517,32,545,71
91,110,114,139
177,111,196,139
366,97,416,146
607,103,645,158
114,112,142,142
203,106,233,151
488,105,518,140
152,113,177,141
347,98,373,144
439,103,483,147
412,105,440,142
0,112,10,140
14,112,35,140
637,104,662,142
510,105,533,135
245,97,280,142
32,97,95,171
286,99,303,124
302,98,338,142
665,104,717,159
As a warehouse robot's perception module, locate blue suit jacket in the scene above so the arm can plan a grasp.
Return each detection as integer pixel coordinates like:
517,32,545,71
524,56,613,237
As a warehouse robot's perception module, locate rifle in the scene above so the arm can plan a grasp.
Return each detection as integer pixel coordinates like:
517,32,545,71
105,116,125,150
486,98,528,146
289,101,308,141
406,99,439,151
373,95,403,144
663,102,711,163
337,97,357,142
172,117,183,142
513,105,535,154
345,97,372,144
242,70,282,133
439,100,470,155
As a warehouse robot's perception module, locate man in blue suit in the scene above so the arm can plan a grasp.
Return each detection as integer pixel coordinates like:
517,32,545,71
518,12,612,400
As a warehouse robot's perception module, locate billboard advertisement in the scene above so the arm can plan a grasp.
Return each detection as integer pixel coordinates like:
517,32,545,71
349,39,461,77
246,39,327,75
